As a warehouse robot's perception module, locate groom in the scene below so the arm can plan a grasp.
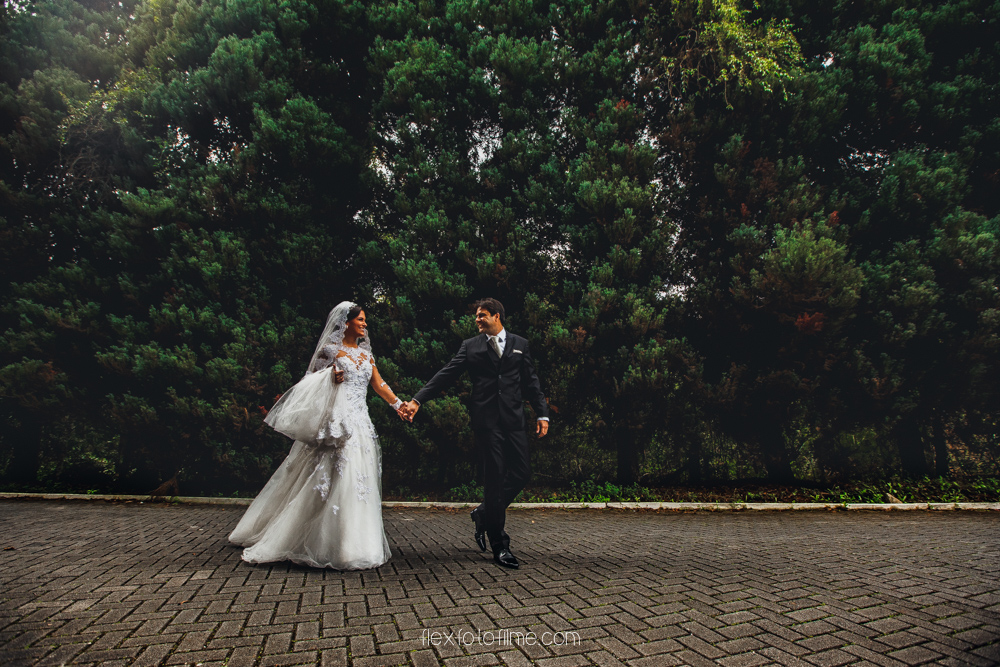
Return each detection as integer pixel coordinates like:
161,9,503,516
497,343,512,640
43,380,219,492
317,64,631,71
402,298,548,569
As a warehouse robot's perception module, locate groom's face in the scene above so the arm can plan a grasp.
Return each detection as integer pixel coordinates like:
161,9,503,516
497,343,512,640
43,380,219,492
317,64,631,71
475,308,503,336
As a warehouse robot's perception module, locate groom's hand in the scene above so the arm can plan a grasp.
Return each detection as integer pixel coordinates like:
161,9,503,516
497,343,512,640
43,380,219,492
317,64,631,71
536,419,548,438
401,400,419,422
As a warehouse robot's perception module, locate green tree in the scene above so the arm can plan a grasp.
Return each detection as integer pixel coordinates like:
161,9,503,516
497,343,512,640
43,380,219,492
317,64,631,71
825,0,1000,477
666,0,1000,481
364,0,570,487
0,0,145,486
3,0,997,495
634,0,823,482
1,0,377,492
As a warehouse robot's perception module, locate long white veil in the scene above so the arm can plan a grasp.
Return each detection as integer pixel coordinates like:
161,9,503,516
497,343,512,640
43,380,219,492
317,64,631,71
306,301,372,374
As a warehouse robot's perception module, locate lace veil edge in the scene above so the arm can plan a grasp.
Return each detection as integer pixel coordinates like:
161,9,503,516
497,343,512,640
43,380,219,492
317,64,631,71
306,301,373,374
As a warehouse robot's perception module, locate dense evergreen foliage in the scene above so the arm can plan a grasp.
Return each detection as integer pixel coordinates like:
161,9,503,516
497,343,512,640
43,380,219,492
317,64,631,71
1,0,997,495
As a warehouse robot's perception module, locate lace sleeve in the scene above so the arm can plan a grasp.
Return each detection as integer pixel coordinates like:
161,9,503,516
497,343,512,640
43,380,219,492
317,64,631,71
310,344,339,373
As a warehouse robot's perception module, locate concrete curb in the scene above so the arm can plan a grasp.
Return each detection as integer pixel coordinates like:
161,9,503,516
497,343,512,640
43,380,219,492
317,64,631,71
0,492,254,505
1,492,997,511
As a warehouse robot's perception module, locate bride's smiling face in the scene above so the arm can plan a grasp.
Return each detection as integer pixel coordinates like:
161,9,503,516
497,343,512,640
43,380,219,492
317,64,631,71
346,310,367,339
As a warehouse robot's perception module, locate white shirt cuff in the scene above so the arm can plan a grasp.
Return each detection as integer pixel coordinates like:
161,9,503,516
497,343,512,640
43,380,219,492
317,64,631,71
537,417,549,421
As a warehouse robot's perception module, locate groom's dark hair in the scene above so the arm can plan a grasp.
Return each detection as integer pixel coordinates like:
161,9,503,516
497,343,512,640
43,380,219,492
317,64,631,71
475,298,505,324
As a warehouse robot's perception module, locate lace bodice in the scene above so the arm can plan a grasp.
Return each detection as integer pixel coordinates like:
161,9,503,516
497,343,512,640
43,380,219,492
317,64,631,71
333,345,374,404
309,344,379,506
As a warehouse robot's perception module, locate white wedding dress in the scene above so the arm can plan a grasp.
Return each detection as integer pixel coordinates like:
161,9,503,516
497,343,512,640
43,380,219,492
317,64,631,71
228,344,391,570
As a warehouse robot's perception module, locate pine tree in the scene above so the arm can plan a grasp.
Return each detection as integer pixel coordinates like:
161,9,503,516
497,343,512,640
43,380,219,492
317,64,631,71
1,0,377,492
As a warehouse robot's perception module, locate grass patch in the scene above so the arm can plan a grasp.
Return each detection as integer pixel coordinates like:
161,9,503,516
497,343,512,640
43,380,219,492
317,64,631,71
381,476,1000,503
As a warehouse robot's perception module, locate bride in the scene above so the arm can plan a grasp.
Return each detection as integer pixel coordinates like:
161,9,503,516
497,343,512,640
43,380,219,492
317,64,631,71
229,302,407,569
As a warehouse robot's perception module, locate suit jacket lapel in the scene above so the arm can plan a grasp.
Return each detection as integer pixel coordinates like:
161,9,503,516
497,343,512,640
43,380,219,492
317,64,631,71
499,333,514,367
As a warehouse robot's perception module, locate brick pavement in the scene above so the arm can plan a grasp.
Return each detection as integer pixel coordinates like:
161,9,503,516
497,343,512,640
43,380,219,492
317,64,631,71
0,501,998,667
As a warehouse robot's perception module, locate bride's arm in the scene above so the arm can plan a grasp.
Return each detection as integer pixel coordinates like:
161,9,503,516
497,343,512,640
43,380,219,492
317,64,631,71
370,363,404,412
314,345,344,382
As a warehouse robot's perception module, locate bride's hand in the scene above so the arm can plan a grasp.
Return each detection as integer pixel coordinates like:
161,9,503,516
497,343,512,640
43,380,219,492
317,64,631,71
332,369,345,384
400,400,419,422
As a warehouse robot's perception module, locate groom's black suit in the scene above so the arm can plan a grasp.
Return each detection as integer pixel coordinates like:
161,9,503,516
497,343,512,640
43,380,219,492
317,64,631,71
413,331,548,554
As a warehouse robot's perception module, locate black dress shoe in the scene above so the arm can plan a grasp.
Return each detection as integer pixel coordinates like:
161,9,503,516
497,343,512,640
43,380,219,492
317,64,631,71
493,548,519,569
471,509,487,552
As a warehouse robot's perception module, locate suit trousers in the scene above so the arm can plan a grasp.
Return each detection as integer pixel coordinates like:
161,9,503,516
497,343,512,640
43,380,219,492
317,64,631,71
474,428,530,553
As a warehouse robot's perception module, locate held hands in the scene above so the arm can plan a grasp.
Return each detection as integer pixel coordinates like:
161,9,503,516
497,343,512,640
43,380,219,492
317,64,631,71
398,400,419,423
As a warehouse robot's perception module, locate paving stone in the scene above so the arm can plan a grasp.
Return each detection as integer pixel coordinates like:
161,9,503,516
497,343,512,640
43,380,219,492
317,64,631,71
228,645,262,667
672,648,722,667
584,650,628,667
0,501,998,667
261,652,319,667
886,644,943,663
321,647,349,667
875,630,924,649
756,646,813,666
971,642,1000,662
787,608,830,622
840,644,907,667
627,655,687,667
594,636,640,660
952,626,1000,645
804,647,855,666
716,652,769,667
